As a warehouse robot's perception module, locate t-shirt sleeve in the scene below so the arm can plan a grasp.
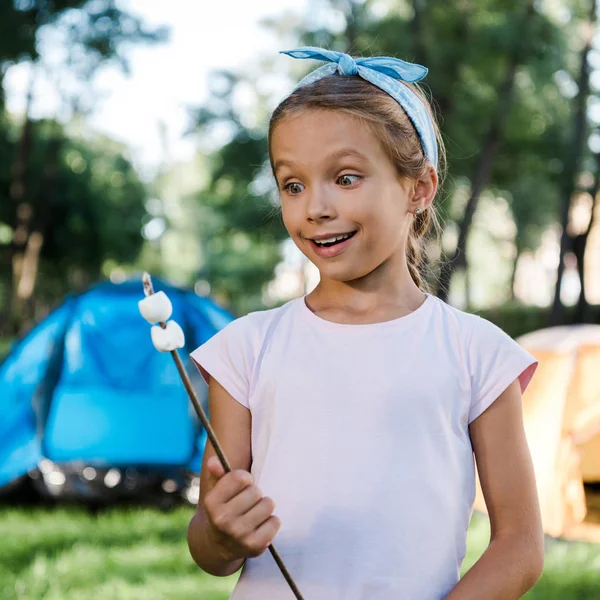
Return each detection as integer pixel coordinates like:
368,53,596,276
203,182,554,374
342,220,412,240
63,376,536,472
189,316,256,409
467,316,538,424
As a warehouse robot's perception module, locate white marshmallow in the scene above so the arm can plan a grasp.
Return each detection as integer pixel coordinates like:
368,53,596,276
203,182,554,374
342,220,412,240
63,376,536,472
138,291,173,324
150,320,185,352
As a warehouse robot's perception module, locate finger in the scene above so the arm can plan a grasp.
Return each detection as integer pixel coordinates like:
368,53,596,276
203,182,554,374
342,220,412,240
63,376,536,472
245,515,281,556
211,469,254,505
226,496,276,541
236,497,276,534
206,455,226,481
224,484,263,517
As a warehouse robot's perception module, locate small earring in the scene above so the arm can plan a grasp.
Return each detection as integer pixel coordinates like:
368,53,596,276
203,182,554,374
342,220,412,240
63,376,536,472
415,208,422,216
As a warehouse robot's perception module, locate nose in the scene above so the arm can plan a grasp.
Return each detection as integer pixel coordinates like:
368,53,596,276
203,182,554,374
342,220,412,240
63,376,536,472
305,186,336,223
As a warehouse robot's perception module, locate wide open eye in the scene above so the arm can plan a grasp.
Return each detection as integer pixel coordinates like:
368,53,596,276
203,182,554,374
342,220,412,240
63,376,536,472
338,174,361,187
284,182,305,195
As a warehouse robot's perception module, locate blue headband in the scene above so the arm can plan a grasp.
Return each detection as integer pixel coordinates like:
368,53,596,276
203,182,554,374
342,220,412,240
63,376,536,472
280,46,438,167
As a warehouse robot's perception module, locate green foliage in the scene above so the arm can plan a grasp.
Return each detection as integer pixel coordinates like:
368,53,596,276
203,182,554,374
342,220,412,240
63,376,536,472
0,337,12,360
0,1,167,73
0,0,167,326
194,129,287,314
0,119,148,300
49,135,147,272
475,302,600,339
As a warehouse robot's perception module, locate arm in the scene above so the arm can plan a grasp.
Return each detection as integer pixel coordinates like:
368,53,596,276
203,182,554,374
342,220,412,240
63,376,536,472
445,379,544,600
187,377,254,576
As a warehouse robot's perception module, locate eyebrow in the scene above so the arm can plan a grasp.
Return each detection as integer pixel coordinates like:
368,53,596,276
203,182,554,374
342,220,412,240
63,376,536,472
274,148,370,175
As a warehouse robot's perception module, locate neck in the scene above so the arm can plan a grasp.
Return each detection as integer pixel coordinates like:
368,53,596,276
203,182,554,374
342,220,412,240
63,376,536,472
308,254,425,318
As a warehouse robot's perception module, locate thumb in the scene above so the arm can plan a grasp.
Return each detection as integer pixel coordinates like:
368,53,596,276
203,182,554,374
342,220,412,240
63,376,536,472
206,455,226,481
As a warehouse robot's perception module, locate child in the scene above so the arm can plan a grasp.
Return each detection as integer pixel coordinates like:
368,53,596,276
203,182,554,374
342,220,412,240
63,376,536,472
187,47,544,600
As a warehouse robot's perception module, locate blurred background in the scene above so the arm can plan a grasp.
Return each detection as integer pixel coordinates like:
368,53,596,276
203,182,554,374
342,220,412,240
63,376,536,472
1,0,600,599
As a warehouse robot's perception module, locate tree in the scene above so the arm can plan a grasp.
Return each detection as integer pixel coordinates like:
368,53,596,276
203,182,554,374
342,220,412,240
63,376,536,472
574,149,600,323
0,119,148,330
0,0,167,332
435,0,539,301
549,0,597,325
191,73,288,313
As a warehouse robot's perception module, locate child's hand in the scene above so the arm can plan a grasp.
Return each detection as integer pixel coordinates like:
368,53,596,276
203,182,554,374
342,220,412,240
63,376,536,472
204,455,281,560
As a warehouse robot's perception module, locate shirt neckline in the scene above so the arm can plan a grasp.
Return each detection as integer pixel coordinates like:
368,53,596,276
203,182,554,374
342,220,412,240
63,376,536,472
296,292,435,332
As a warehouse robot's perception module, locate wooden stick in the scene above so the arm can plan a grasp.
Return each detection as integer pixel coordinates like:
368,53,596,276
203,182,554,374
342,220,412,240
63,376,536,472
142,273,305,600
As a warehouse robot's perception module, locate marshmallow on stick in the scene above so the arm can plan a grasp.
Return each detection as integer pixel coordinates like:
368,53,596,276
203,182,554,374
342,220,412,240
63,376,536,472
138,273,304,600
138,290,185,352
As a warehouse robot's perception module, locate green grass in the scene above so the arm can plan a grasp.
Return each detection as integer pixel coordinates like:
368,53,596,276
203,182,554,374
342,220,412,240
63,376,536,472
0,506,238,600
0,508,598,599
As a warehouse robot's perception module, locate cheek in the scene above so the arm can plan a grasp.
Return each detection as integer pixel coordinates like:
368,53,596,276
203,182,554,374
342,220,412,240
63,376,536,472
361,203,406,248
281,202,303,241
280,201,294,230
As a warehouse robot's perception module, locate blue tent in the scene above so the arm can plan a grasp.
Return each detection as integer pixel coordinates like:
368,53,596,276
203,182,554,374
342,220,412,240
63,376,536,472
0,278,233,493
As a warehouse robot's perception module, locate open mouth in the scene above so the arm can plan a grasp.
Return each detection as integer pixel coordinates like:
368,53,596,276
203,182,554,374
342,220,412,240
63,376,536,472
311,231,357,248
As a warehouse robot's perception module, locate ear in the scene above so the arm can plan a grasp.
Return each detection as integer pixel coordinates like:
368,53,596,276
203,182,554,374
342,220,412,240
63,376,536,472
409,165,438,212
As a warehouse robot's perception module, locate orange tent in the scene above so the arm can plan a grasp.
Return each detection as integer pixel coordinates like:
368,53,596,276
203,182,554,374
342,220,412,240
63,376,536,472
474,325,600,539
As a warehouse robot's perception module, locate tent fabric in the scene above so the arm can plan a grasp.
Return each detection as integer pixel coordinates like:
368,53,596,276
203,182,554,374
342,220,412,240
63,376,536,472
473,325,600,539
0,279,233,489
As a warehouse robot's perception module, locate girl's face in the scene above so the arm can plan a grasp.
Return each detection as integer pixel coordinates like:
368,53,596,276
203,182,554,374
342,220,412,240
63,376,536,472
271,109,433,284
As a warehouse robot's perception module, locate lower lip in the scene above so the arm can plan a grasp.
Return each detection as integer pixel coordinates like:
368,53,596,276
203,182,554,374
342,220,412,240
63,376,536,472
309,233,356,258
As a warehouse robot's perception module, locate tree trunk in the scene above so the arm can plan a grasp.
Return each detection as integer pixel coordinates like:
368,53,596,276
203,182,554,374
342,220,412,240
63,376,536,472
549,0,596,326
431,0,471,117
437,0,535,302
14,130,61,333
3,68,36,334
465,257,472,309
509,239,523,301
574,153,600,323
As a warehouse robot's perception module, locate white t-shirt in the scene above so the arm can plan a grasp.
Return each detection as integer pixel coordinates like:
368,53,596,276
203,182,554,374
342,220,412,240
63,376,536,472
191,294,538,600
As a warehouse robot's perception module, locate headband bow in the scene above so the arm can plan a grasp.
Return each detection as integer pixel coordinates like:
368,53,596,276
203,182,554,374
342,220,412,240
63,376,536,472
280,47,438,167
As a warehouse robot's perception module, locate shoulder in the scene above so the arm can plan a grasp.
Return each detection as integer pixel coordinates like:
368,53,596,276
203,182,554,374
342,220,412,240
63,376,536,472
221,298,298,339
429,295,515,341
189,299,300,406
427,295,483,344
206,298,300,357
427,299,538,422
426,296,529,380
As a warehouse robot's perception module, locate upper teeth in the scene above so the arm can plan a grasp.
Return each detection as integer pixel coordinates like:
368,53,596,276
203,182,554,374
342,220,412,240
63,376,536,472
314,233,352,245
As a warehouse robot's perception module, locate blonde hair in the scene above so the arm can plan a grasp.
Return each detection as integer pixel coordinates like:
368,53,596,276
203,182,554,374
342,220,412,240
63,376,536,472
267,74,446,290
